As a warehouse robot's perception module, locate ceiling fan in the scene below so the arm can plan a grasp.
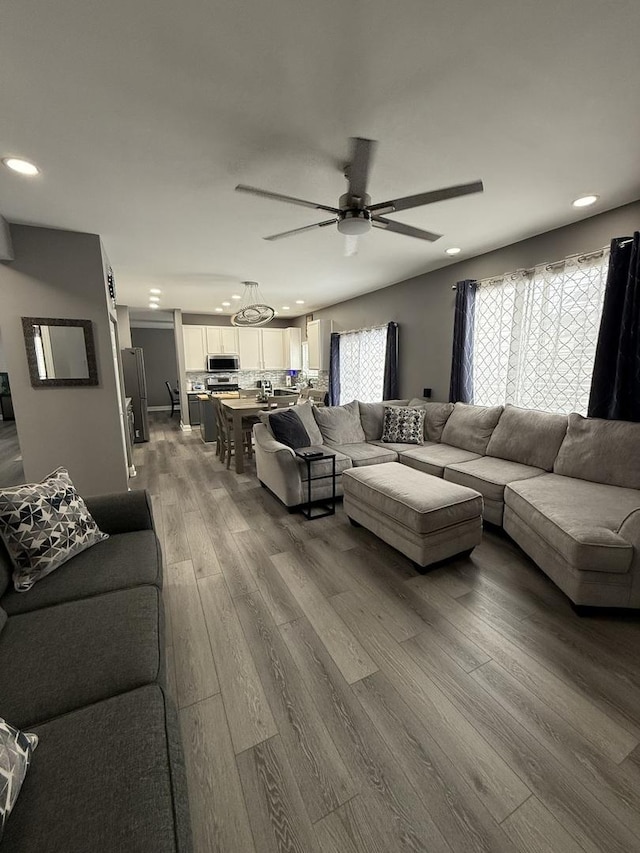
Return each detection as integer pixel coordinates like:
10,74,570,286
235,137,483,252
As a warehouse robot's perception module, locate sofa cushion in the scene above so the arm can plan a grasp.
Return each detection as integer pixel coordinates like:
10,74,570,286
554,414,640,490
0,468,108,593
0,685,189,853
486,405,568,471
297,446,352,481
342,462,482,535
358,400,410,441
409,400,455,442
313,400,366,444
0,586,162,728
440,403,503,454
328,442,398,467
399,443,482,477
0,530,162,616
381,406,425,445
0,718,38,842
444,457,546,503
505,474,640,573
294,400,324,446
268,409,311,450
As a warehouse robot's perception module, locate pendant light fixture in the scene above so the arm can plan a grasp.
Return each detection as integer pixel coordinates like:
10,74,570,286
231,281,275,327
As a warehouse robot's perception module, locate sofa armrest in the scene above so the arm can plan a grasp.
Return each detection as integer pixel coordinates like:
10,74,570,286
253,423,296,456
618,508,640,608
84,490,155,535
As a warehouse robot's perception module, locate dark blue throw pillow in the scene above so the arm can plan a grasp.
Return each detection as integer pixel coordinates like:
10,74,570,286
269,409,311,449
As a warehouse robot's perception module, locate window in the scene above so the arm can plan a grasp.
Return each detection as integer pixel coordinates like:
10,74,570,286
338,325,387,403
472,251,609,414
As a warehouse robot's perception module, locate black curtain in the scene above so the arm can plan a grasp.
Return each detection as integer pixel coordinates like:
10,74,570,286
383,322,399,400
449,280,477,403
328,332,341,405
588,233,640,422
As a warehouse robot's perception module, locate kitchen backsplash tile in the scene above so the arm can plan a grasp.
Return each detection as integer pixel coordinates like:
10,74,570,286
185,369,329,391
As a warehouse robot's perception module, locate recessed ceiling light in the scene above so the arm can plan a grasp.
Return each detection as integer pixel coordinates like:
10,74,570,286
149,288,161,295
221,301,230,307
231,294,241,300
149,304,159,310
149,296,160,303
215,307,223,312
2,157,39,176
295,300,305,304
572,194,599,208
282,306,290,310
445,247,462,256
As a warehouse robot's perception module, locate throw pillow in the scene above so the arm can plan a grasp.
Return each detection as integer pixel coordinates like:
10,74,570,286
0,468,108,593
440,402,503,454
0,718,38,840
312,400,366,444
358,400,410,441
268,409,311,450
381,406,425,445
291,400,324,446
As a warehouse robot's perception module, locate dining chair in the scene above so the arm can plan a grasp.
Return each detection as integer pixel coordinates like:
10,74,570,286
165,381,180,417
213,399,253,469
266,394,300,409
299,388,327,405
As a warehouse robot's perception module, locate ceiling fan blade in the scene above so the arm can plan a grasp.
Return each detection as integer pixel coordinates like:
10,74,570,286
372,216,442,242
346,137,377,201
235,184,339,214
344,235,359,257
264,219,337,241
369,180,484,215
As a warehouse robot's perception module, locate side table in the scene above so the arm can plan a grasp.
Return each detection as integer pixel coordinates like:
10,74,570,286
294,448,337,520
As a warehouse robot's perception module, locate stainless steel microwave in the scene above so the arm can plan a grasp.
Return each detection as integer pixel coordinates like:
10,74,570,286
206,353,240,372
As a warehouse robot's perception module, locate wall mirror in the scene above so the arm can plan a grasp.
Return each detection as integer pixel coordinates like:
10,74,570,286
22,317,98,387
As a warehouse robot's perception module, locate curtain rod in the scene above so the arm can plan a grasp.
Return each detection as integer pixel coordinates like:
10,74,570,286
335,322,396,336
452,245,611,290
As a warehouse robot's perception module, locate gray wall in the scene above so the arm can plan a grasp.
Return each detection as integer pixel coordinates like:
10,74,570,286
0,330,7,372
182,312,291,328
130,327,178,408
302,201,640,402
0,224,129,495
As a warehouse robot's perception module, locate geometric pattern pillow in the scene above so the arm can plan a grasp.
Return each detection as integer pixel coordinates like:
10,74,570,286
381,406,426,445
0,718,38,840
0,468,108,593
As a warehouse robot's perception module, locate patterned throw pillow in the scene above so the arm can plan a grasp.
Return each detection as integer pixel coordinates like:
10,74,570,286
381,406,426,445
0,718,38,840
0,468,108,593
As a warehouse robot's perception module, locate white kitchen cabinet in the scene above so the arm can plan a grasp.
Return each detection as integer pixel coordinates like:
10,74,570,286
183,326,206,371
204,326,239,354
220,327,239,353
261,328,286,369
284,327,302,370
306,319,330,371
238,327,262,369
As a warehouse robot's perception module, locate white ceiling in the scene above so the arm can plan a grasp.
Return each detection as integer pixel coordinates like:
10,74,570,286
2,0,640,318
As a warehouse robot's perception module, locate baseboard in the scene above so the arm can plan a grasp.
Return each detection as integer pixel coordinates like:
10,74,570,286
179,421,192,432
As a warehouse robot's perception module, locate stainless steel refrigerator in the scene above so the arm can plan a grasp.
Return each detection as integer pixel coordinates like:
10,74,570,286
121,347,149,442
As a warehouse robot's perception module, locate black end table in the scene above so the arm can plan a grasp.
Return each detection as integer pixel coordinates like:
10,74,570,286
295,448,337,520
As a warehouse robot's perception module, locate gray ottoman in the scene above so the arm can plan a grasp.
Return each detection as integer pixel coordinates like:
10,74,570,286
342,462,483,569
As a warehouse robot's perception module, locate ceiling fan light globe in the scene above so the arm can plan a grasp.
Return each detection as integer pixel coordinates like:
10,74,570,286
337,209,372,236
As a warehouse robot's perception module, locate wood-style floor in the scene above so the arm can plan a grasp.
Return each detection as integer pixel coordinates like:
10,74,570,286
0,419,24,488
133,414,640,853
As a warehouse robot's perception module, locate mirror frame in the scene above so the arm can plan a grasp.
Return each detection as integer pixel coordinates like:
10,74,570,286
22,317,99,388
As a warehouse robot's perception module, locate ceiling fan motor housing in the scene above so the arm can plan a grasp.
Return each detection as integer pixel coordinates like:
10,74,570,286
337,192,372,235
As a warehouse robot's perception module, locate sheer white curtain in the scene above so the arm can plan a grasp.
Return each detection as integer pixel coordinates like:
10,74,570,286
339,325,388,403
472,251,609,414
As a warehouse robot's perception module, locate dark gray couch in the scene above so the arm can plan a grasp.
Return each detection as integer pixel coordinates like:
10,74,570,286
0,490,191,852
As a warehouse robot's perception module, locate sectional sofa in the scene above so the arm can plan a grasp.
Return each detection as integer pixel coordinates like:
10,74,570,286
0,490,191,852
254,399,640,608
